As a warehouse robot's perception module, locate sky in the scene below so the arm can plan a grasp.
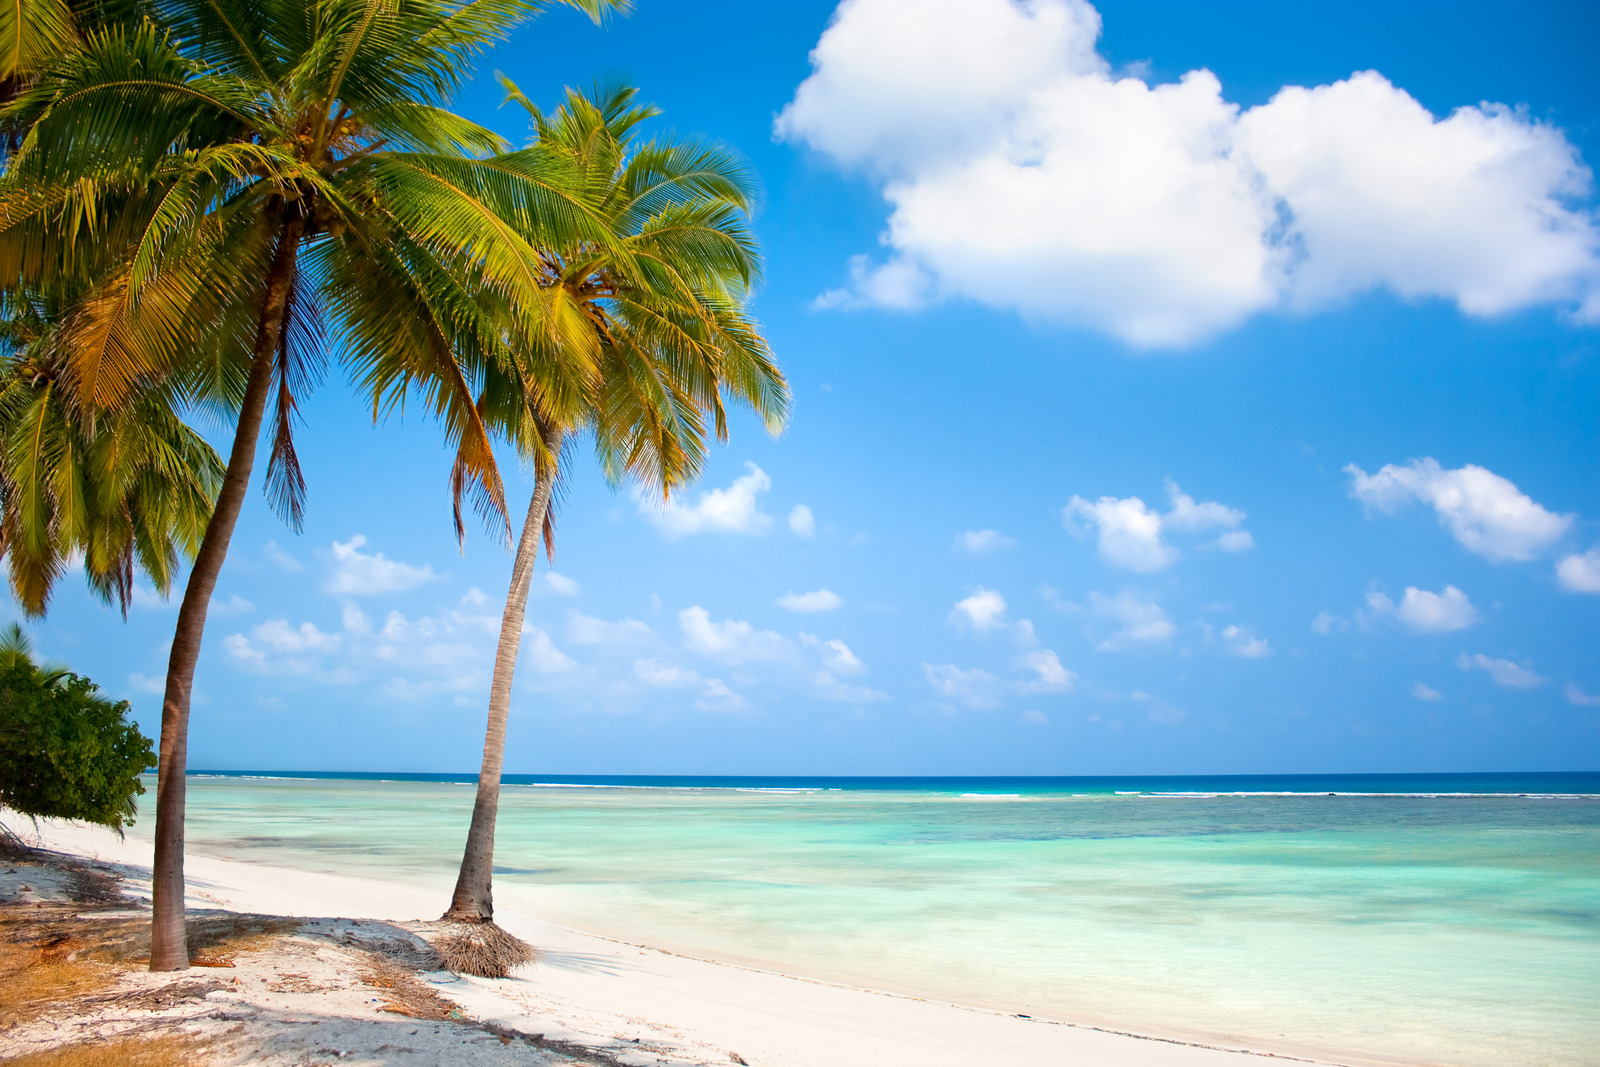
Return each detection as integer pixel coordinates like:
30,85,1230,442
12,0,1600,776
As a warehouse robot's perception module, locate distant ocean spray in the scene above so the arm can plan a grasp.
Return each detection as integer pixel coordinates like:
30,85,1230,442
170,771,1599,1066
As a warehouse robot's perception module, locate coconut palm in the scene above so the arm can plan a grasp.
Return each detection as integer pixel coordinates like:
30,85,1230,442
0,288,224,616
439,83,788,945
0,0,627,970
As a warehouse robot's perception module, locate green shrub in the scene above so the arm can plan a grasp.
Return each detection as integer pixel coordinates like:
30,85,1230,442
0,625,154,830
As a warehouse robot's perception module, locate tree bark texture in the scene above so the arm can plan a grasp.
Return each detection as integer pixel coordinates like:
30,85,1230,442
148,216,303,971
444,427,562,922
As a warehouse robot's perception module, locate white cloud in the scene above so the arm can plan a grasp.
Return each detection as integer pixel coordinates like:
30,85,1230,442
800,633,867,675
923,662,1003,709
949,587,1008,630
642,462,773,538
1310,610,1347,635
776,589,843,613
779,0,1600,345
1221,624,1272,658
542,572,581,597
1457,652,1546,689
1565,683,1600,707
696,678,748,712
264,540,302,572
565,614,656,646
788,504,817,537
1087,590,1174,650
1021,709,1049,724
1347,459,1572,561
129,583,173,610
222,593,528,698
1395,585,1479,632
1213,530,1255,552
1411,682,1444,702
523,627,577,674
209,593,254,616
634,658,701,687
1163,481,1245,532
956,529,1016,553
1017,649,1076,692
1065,495,1173,571
1556,548,1600,592
324,535,438,596
812,670,890,703
127,672,165,695
679,606,796,663
1065,481,1248,571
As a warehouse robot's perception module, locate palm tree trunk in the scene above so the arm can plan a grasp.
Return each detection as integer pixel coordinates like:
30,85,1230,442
443,426,562,922
148,216,303,971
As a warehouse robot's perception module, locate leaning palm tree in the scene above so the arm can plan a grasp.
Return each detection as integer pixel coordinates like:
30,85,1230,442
0,0,626,970
438,83,789,954
0,288,224,616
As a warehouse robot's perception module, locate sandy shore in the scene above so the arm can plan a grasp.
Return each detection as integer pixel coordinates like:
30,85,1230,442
4,819,1353,1067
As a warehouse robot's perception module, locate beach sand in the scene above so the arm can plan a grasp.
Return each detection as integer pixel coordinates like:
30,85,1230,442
2,819,1353,1067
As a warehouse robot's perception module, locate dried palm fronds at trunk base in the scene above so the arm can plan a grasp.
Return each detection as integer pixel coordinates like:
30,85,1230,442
426,920,535,978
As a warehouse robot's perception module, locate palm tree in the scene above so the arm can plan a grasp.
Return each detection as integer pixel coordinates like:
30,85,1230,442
439,83,789,942
0,288,224,616
0,0,626,970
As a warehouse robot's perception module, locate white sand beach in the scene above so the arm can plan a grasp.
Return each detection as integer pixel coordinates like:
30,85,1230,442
0,819,1358,1067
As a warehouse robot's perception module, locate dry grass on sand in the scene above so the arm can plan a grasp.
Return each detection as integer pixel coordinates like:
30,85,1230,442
0,848,608,1065
3,1033,214,1067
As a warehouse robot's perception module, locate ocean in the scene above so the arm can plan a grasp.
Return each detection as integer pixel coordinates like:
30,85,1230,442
157,772,1598,1066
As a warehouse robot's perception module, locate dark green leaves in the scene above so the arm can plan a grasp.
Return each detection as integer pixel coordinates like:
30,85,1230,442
0,628,154,830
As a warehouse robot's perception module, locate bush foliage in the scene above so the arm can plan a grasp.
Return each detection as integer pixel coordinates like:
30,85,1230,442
0,626,154,829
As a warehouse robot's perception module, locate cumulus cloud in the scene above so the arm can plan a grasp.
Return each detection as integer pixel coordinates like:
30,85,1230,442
1347,459,1572,561
1411,682,1444,702
1310,610,1348,635
956,529,1016,553
222,592,506,696
1365,584,1480,633
1221,624,1272,658
1065,496,1173,571
800,633,866,675
779,0,1600,345
324,535,438,596
696,678,748,712
641,462,774,538
789,504,817,537
776,589,843,612
1565,683,1600,707
566,614,656,646
950,588,1008,630
127,672,165,695
1065,480,1248,571
264,540,302,572
202,594,252,617
523,628,577,674
1457,652,1546,689
924,662,1004,708
1557,548,1600,592
1086,590,1174,650
1017,649,1075,692
542,572,581,597
634,658,701,687
813,670,890,703
679,606,796,663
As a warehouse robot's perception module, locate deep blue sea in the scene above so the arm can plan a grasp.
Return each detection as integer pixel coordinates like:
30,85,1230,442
161,771,1599,1066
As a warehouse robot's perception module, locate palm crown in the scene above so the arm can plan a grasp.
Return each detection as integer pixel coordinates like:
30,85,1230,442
440,81,789,931
0,0,633,970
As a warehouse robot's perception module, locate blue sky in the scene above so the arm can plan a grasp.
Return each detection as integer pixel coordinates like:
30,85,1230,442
15,0,1600,775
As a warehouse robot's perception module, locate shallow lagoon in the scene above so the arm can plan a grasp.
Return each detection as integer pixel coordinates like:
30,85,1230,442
163,773,1600,1066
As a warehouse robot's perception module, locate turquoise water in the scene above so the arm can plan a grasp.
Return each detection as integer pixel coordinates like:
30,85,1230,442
152,774,1599,1066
